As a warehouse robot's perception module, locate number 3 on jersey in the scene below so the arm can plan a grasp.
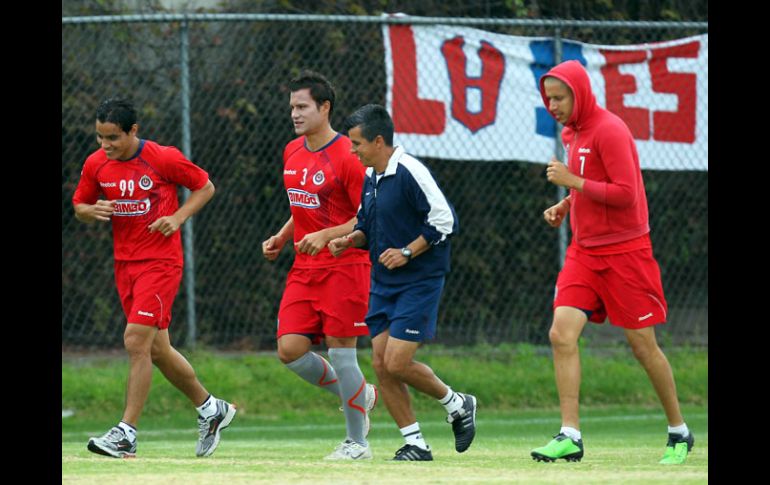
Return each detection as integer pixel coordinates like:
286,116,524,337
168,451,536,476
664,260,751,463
300,168,308,186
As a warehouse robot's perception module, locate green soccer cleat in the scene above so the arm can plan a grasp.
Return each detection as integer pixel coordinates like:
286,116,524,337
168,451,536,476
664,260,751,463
531,433,584,462
659,432,694,464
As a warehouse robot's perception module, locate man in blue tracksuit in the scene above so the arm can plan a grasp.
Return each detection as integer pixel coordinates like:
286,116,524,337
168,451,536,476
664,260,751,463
328,104,477,461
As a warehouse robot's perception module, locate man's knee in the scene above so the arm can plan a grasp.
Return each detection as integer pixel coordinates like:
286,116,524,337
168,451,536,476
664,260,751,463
372,354,388,377
277,345,305,364
628,337,659,363
549,324,578,349
277,334,312,364
123,327,153,357
549,308,586,349
150,342,171,364
384,357,410,378
626,328,662,363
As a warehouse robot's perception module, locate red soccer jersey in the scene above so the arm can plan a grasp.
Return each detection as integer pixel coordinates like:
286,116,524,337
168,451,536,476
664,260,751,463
72,139,209,264
283,134,370,268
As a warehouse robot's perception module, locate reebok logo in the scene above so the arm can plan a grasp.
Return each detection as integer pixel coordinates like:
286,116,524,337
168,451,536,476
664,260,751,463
405,329,420,335
138,310,155,317
578,147,591,153
354,322,367,327
638,312,653,321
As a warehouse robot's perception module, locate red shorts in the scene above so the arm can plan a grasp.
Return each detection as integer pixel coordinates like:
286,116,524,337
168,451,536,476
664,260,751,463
114,260,183,329
553,246,668,329
277,263,370,343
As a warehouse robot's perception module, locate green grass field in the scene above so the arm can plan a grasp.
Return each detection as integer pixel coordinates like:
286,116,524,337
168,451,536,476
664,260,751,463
63,347,707,483
62,405,707,484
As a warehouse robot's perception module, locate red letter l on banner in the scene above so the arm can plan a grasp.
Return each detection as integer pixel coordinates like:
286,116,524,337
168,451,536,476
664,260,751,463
389,25,446,134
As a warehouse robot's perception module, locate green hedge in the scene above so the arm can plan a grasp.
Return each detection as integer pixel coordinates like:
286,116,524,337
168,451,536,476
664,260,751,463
62,344,707,420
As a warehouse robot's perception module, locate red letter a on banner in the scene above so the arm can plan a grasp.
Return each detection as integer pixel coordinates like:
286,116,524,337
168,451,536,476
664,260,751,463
389,25,446,134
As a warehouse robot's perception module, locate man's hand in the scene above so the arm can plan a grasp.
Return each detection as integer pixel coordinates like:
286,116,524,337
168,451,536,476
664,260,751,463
76,200,115,223
327,236,352,258
148,215,183,237
543,199,570,228
378,248,409,270
546,158,582,190
262,235,287,261
295,230,329,256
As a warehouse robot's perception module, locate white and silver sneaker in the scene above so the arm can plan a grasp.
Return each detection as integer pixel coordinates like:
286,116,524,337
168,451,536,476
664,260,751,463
324,439,373,460
87,426,137,458
196,399,237,457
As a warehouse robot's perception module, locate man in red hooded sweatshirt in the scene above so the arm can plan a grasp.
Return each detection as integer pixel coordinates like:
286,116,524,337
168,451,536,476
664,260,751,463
530,60,694,465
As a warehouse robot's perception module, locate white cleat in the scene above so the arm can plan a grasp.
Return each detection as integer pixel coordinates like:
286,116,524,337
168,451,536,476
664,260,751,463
324,439,373,460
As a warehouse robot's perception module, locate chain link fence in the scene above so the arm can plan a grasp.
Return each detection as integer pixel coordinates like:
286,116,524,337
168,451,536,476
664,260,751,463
62,14,708,350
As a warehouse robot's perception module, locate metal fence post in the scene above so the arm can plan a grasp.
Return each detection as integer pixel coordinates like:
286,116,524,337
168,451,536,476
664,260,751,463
553,26,567,268
180,17,197,348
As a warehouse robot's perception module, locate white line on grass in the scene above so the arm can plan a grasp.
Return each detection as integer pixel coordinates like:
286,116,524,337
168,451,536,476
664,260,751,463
63,412,707,438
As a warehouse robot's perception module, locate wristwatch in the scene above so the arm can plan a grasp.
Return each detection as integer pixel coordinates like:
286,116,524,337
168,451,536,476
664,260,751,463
400,247,412,259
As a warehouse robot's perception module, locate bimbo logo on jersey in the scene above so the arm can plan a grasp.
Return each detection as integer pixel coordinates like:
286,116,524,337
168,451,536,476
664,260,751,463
113,198,151,216
287,189,321,209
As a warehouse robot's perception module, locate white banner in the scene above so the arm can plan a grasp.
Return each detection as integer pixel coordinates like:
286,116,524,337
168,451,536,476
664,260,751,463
383,23,708,171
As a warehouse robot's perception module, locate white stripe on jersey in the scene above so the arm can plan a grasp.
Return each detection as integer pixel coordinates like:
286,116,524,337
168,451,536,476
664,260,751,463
395,150,455,241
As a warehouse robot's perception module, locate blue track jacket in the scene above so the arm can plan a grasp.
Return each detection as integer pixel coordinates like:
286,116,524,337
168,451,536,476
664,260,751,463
354,146,458,286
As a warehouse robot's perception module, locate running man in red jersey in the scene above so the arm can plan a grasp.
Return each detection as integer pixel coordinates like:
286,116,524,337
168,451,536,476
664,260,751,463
530,60,693,465
73,97,235,459
262,71,377,461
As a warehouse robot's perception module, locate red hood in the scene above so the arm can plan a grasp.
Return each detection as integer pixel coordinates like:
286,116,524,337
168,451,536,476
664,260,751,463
539,60,597,130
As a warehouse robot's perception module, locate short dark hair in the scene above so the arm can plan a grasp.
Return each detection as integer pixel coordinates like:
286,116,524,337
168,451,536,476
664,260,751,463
344,104,394,146
288,70,336,116
95,97,137,134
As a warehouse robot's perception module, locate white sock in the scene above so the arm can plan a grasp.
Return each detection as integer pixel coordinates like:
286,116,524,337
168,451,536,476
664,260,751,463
400,422,429,450
439,387,464,415
196,394,218,419
560,426,581,441
668,423,689,438
118,421,137,442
